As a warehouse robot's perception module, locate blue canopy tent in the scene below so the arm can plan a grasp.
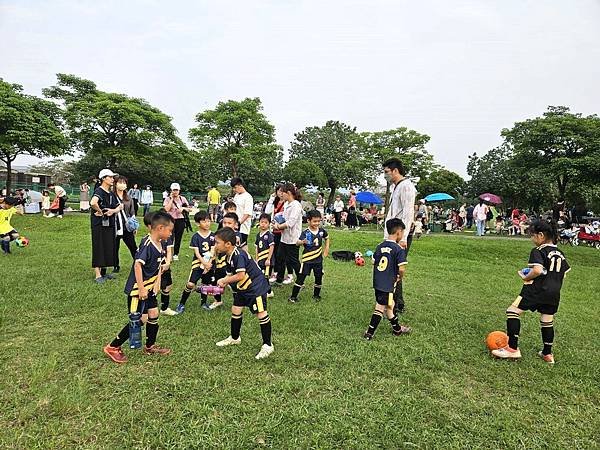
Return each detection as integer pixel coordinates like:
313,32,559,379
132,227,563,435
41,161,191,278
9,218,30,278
355,191,383,205
424,192,455,202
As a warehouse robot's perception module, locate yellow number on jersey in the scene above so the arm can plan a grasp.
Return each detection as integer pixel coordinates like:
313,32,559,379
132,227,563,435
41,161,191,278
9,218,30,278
377,255,388,272
202,242,210,252
549,256,562,272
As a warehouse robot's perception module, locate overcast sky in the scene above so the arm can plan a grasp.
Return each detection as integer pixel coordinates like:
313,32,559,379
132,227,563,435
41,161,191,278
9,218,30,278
2,0,599,177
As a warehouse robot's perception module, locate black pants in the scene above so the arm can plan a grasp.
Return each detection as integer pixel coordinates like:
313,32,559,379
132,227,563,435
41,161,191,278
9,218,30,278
58,196,66,215
132,199,139,216
334,211,342,227
115,229,137,269
393,233,413,312
273,233,283,277
173,218,186,256
276,242,300,283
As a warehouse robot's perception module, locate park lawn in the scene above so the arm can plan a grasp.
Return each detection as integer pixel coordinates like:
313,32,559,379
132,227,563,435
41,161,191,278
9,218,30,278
1,214,599,449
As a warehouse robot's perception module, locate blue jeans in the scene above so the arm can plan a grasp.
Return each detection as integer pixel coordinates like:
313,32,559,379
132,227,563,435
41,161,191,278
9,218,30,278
476,219,485,236
143,204,151,216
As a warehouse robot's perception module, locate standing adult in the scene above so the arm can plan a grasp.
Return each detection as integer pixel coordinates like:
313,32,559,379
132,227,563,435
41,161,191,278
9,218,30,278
113,176,137,273
316,192,325,216
140,185,154,216
46,183,67,218
333,195,344,228
270,185,285,283
207,186,222,222
79,182,90,212
473,199,489,236
127,183,141,216
230,178,254,251
163,182,191,260
466,204,474,228
90,169,121,283
273,183,303,285
347,190,358,229
383,158,416,314
459,203,467,230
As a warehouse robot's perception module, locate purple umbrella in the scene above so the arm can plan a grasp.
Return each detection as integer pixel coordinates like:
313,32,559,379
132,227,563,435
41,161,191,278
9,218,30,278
479,193,502,204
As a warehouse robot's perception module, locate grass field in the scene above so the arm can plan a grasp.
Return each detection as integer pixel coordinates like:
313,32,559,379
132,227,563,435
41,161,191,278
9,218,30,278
1,214,599,449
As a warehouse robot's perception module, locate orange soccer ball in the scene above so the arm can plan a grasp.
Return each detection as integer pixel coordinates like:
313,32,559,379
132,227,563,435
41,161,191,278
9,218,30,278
486,331,509,350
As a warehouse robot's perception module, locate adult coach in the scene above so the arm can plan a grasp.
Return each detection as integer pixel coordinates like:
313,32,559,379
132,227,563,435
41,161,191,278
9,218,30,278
273,183,303,285
383,158,416,314
163,182,191,260
230,178,253,251
207,186,221,222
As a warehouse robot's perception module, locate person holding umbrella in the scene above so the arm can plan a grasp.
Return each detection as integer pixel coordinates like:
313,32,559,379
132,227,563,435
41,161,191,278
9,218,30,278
473,198,489,236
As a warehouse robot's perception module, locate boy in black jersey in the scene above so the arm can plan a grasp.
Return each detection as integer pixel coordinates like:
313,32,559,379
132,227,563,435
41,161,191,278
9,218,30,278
255,213,275,298
175,211,218,314
492,220,570,364
216,201,237,230
103,211,174,364
289,210,329,303
364,218,411,340
222,212,244,250
214,227,274,360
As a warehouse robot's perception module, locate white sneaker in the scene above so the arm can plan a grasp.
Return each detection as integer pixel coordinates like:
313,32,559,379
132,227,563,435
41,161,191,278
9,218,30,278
216,336,241,347
255,344,274,360
267,291,274,298
282,275,294,285
172,255,179,261
161,307,177,316
269,274,277,284
45,213,55,218
208,301,223,310
57,215,63,219
491,347,522,360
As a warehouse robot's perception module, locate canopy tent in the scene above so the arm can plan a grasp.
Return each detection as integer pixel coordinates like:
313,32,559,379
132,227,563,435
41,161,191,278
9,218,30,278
424,192,455,202
355,191,383,205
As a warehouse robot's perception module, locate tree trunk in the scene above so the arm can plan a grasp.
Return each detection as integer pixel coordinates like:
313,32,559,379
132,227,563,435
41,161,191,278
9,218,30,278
2,156,13,193
327,180,337,207
231,160,238,179
557,174,567,202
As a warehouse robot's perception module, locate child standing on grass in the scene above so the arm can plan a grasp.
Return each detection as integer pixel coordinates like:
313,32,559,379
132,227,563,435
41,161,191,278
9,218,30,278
175,211,218,314
288,209,329,303
214,227,274,360
364,218,411,340
492,219,570,364
0,197,24,255
41,190,51,217
254,213,275,299
103,211,174,364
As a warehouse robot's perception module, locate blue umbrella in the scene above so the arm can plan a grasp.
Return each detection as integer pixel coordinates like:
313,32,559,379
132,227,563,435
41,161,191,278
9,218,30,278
424,192,455,202
355,191,383,205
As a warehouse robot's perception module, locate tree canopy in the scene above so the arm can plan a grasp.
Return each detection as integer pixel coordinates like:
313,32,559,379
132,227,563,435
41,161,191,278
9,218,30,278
417,169,465,199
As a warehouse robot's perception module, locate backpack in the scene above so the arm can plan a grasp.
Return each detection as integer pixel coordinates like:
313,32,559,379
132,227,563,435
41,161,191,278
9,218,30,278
332,250,355,261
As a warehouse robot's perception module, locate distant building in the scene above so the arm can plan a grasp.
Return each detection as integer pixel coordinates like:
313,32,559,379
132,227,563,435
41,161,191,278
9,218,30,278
0,165,52,190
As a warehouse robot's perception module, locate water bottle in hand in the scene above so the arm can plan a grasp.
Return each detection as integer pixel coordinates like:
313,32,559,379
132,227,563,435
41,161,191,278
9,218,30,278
129,312,143,349
305,231,313,246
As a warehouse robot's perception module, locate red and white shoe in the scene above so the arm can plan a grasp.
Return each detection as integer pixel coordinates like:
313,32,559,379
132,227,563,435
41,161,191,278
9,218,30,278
103,344,127,364
491,346,522,360
537,351,555,364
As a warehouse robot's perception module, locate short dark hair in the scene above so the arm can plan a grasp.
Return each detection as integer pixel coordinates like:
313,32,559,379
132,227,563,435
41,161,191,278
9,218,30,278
259,213,271,222
143,211,155,227
230,177,244,188
194,210,210,223
386,218,406,235
224,201,237,211
151,210,174,227
306,209,322,220
2,196,19,207
215,227,236,245
223,212,239,225
47,183,55,188
382,158,406,176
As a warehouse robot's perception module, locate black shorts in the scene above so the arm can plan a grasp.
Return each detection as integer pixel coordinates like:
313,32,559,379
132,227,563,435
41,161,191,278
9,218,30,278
233,292,268,314
300,261,323,277
161,270,173,289
512,295,558,315
188,268,215,286
375,289,394,307
0,229,18,239
239,233,249,246
127,293,158,314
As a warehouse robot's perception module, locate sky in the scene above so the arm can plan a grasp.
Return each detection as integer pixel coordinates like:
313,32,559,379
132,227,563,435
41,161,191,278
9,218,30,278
2,0,600,177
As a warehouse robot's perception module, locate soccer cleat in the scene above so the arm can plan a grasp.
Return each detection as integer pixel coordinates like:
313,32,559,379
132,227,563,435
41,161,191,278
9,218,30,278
201,303,211,311
491,346,522,360
104,273,117,280
313,295,322,302
267,291,274,298
172,255,179,261
161,307,177,316
143,344,172,355
537,351,555,364
282,275,294,285
209,301,223,310
216,336,241,347
103,345,127,364
255,344,274,360
45,213,56,218
94,276,106,284
393,325,412,336
363,332,374,341
57,215,63,219
268,274,277,284
175,304,185,314
288,297,297,304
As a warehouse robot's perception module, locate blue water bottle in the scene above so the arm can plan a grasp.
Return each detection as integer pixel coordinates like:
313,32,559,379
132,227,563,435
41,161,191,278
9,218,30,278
305,231,313,246
129,311,143,349
521,268,531,275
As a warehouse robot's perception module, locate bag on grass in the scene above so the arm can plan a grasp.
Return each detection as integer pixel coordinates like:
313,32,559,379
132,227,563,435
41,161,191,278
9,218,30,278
332,250,355,261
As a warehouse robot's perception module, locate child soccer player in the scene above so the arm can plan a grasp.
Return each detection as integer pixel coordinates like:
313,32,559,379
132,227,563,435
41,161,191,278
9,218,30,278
492,219,570,364
214,227,274,360
0,197,24,254
289,209,330,303
364,218,411,340
222,212,243,249
103,211,174,363
217,201,237,230
255,213,275,299
175,211,218,314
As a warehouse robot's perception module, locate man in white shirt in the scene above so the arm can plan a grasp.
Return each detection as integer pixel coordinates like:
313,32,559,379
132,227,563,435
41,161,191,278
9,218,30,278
333,196,344,227
230,177,254,251
46,183,67,218
383,158,416,314
473,200,489,236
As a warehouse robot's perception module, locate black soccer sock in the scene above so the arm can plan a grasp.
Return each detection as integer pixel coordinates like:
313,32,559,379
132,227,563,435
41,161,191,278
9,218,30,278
259,314,272,346
200,293,208,305
389,314,401,333
110,324,130,348
367,311,383,335
214,294,222,303
540,319,554,355
100,267,107,276
291,283,303,299
314,273,323,297
506,311,521,349
146,317,159,347
180,287,192,305
231,313,243,340
161,292,170,311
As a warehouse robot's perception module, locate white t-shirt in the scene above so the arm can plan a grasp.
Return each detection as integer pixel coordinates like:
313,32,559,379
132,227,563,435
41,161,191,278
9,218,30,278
473,203,489,221
54,186,66,198
334,200,344,212
234,191,254,235
385,178,416,241
281,200,303,244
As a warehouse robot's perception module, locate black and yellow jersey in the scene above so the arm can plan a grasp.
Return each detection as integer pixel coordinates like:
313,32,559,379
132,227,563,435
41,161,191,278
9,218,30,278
300,227,329,264
124,237,165,297
226,248,270,297
372,240,407,293
254,230,274,268
520,244,570,305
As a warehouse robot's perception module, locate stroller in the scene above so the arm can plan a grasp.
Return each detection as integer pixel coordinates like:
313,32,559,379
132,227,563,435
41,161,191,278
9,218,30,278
559,226,578,246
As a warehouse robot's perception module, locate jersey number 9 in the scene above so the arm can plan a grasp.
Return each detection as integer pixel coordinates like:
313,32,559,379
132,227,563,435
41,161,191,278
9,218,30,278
377,256,388,272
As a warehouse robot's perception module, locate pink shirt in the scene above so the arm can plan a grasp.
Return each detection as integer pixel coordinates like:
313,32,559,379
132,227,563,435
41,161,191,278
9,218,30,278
163,195,188,220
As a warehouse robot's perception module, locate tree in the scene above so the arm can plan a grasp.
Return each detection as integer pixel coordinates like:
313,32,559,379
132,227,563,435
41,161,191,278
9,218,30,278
43,74,188,178
0,80,68,192
282,158,327,190
289,121,374,206
417,169,465,199
501,106,600,201
189,98,282,196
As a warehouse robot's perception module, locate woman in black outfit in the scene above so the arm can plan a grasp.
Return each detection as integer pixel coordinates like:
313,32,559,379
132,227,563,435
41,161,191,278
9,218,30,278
113,176,137,273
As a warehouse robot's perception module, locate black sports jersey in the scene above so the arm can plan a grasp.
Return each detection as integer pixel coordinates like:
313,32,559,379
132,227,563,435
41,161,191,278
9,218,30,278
520,244,570,305
124,237,165,296
299,227,329,263
235,230,244,249
190,231,215,260
372,240,407,293
255,230,274,266
226,248,270,297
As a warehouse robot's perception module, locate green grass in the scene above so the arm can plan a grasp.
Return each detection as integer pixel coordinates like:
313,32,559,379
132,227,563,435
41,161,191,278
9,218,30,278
1,214,599,449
